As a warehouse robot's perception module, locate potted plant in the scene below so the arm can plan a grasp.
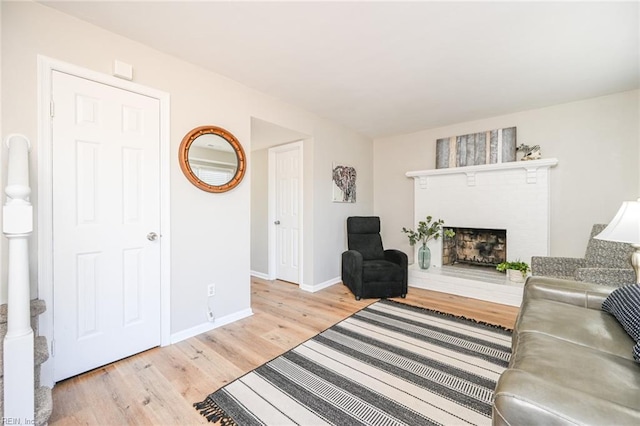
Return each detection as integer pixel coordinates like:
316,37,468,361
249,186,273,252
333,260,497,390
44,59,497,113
496,260,530,283
402,216,455,270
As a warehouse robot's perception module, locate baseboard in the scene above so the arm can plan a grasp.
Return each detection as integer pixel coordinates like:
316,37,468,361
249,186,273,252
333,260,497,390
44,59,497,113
170,308,254,344
250,270,272,280
299,276,341,293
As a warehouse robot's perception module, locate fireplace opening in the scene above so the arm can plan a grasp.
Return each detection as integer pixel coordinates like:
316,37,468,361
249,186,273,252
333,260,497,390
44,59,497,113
443,227,506,267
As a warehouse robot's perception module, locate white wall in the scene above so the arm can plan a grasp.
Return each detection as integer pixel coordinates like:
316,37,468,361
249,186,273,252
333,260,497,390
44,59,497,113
0,0,5,305
374,90,639,261
1,2,374,338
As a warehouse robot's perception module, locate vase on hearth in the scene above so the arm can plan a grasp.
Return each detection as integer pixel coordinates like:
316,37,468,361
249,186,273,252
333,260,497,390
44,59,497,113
418,244,431,269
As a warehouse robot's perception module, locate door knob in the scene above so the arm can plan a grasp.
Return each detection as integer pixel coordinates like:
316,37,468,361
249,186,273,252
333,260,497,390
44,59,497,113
147,232,159,241
274,220,281,225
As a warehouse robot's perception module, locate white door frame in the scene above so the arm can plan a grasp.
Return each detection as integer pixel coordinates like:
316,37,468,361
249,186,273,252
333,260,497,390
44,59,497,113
37,56,171,387
268,141,303,286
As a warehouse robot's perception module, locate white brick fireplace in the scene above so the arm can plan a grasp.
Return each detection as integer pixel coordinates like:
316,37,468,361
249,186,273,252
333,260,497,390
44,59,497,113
406,158,558,306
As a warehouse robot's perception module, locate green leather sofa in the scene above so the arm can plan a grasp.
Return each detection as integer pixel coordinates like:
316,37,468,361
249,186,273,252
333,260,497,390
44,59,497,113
493,276,640,425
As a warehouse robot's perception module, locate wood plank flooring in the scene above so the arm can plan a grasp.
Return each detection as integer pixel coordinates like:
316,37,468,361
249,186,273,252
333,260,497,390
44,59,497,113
49,277,519,425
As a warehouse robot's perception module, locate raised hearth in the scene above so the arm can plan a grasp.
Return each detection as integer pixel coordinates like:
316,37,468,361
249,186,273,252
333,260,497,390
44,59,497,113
409,265,523,306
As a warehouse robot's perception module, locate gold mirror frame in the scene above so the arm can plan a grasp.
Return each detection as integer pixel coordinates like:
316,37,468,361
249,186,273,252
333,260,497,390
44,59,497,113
178,125,246,193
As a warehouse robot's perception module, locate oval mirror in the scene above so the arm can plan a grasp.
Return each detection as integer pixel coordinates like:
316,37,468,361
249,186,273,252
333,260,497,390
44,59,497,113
178,125,246,193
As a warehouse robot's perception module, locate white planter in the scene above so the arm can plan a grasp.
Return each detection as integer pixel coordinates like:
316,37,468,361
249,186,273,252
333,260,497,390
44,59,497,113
507,269,526,283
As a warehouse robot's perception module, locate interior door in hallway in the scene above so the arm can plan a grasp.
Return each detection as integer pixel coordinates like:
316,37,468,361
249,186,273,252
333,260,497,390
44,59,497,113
51,71,161,381
274,145,301,284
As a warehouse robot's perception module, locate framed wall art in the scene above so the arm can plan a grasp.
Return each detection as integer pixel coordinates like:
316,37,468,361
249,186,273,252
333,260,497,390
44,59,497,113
332,162,356,203
436,127,517,169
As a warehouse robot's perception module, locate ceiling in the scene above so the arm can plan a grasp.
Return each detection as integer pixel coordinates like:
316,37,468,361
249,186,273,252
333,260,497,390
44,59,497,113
39,1,639,139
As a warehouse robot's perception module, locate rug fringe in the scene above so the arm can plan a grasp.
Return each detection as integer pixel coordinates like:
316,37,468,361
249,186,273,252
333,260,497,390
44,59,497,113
193,396,238,425
382,298,514,332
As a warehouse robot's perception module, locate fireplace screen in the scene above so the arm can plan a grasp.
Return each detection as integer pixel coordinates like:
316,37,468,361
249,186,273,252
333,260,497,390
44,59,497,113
443,227,506,267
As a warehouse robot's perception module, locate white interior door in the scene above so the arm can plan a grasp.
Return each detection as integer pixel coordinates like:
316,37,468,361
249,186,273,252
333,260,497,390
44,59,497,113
274,145,301,284
51,71,161,381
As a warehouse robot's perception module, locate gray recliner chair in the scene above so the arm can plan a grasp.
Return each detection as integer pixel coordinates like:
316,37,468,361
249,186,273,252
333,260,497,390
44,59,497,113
531,224,635,286
341,216,408,300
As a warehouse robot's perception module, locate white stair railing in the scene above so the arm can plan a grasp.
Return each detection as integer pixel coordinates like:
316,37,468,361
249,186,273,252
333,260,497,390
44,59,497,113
3,134,34,423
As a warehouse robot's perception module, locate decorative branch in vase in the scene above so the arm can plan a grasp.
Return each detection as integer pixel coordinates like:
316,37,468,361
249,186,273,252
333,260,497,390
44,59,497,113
402,216,455,270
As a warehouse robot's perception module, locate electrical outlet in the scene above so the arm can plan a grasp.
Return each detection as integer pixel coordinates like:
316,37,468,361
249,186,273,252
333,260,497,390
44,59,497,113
207,283,215,297
207,309,215,322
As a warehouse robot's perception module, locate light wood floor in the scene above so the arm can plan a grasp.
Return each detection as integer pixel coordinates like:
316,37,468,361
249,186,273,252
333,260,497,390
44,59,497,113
49,278,519,425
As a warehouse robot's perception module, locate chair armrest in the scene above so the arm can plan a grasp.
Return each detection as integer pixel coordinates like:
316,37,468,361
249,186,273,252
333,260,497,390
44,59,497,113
531,256,585,277
575,268,636,286
523,276,615,310
384,249,408,292
342,250,363,291
384,249,408,268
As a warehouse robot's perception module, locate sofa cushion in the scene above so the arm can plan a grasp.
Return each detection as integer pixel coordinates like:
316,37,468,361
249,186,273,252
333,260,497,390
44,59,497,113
494,369,640,426
602,284,640,342
514,297,635,360
494,332,640,425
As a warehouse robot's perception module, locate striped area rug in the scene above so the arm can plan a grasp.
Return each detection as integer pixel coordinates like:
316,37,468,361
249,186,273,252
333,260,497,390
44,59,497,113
194,299,512,425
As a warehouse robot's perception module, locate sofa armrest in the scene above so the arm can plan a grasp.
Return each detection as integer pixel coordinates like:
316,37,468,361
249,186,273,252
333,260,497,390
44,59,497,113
523,276,615,310
531,256,585,277
575,267,636,286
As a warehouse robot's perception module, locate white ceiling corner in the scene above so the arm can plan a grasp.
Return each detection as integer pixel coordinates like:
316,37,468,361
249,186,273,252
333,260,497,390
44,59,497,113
38,1,640,139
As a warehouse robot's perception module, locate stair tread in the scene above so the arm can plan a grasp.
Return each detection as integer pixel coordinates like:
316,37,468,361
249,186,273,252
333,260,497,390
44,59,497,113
35,386,53,426
0,387,52,425
35,336,49,366
0,299,46,324
0,300,50,425
0,335,48,378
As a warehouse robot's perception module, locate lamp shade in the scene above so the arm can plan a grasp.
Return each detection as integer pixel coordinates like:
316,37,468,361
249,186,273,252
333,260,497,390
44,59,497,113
594,201,640,244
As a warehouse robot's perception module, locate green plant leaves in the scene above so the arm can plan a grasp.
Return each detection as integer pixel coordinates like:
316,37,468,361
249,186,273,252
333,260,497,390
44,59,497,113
496,260,530,276
402,216,452,246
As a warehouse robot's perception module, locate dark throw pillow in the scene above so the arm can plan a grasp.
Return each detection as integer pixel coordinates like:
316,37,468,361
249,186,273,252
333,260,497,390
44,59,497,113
602,284,640,342
634,342,640,362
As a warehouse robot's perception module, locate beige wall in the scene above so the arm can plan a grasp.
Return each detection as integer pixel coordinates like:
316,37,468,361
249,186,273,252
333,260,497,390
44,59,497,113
248,104,374,286
6,1,636,324
311,124,373,284
1,2,374,335
250,147,269,275
249,118,310,282
249,128,374,286
374,90,640,261
2,1,252,334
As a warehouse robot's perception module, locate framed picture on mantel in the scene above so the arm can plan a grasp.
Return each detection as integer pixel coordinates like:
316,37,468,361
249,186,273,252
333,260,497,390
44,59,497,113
436,127,517,169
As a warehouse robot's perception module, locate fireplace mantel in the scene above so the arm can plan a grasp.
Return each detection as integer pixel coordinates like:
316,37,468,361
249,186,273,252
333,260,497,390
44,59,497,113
407,158,558,187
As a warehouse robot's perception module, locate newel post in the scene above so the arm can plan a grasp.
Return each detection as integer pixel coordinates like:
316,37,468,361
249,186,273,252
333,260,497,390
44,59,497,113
3,134,35,423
